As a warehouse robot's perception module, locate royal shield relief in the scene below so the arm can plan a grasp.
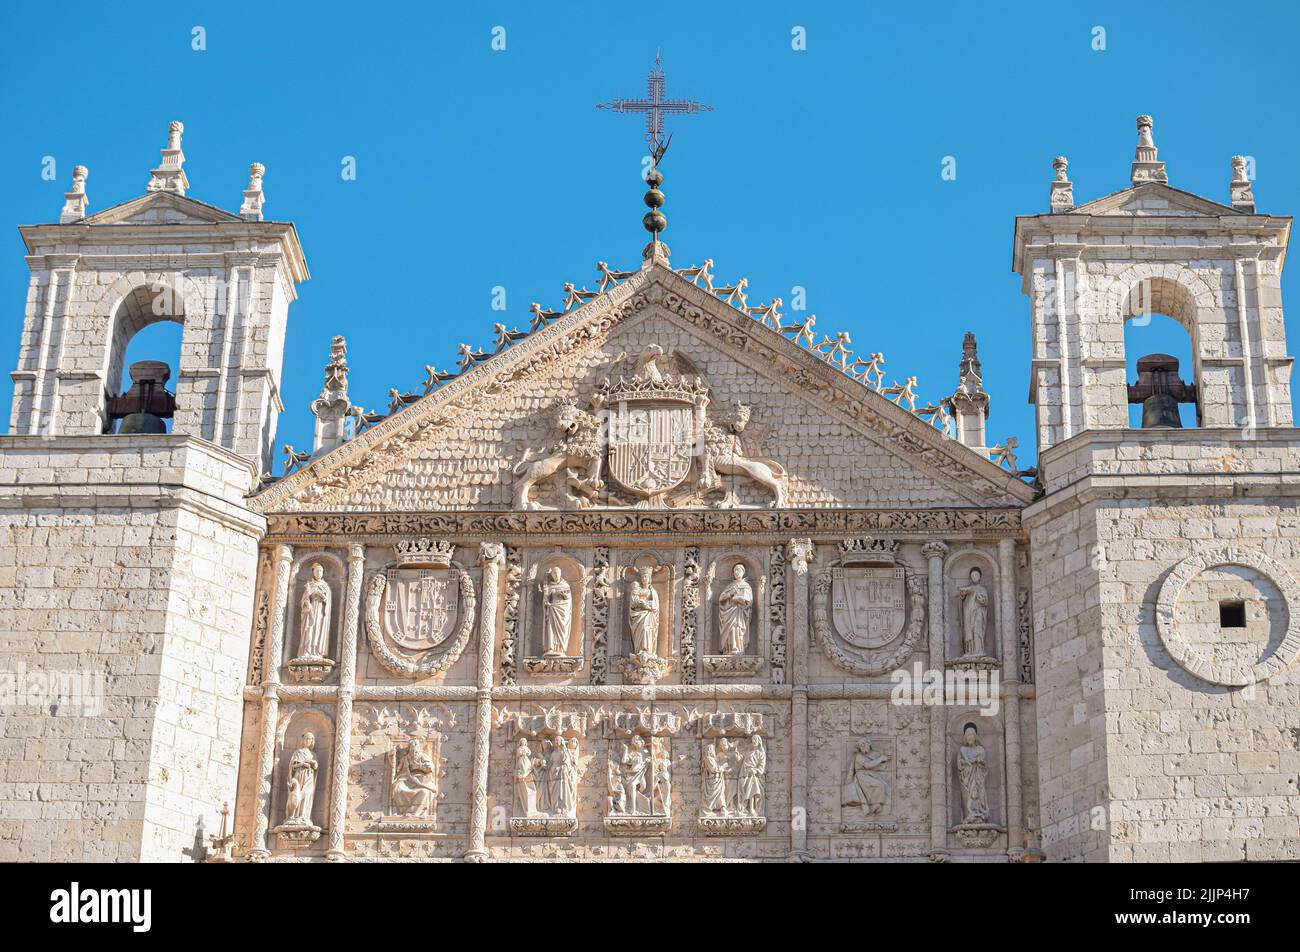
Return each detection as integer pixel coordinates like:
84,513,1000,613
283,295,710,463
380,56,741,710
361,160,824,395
383,567,459,651
607,402,695,497
831,565,906,648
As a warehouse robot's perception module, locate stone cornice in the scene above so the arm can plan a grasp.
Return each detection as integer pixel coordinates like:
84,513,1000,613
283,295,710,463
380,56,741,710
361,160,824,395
262,505,1025,544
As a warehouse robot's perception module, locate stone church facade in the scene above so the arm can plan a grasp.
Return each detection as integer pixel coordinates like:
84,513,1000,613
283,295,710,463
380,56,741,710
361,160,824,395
1,117,1297,863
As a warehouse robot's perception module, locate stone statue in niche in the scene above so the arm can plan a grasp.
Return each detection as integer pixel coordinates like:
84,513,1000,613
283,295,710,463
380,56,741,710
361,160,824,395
514,738,539,817
701,739,732,814
717,564,754,655
841,737,891,816
959,567,990,658
273,732,321,846
299,563,331,658
628,567,660,655
387,738,439,816
738,735,766,817
957,723,990,824
538,566,571,657
289,563,336,682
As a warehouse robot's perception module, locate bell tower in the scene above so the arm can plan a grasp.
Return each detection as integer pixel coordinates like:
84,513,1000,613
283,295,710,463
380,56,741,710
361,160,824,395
0,122,307,861
1016,117,1300,863
9,121,307,472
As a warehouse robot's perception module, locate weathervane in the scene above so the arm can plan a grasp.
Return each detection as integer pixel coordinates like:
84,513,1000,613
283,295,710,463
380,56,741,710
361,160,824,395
598,55,712,261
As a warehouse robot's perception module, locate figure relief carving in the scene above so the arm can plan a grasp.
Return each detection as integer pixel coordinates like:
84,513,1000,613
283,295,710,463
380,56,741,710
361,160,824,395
698,718,768,835
615,563,673,684
512,397,606,511
364,540,477,677
604,711,680,835
378,737,441,832
288,561,336,683
273,731,322,845
959,567,990,659
704,558,765,679
510,347,789,511
523,558,585,677
840,736,897,833
951,721,1004,848
504,709,586,835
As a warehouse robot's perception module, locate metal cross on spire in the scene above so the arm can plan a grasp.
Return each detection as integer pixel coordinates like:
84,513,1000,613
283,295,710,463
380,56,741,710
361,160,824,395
597,55,712,165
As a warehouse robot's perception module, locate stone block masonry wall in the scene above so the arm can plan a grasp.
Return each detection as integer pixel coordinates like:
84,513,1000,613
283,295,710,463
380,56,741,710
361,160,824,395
1027,430,1300,862
0,434,264,861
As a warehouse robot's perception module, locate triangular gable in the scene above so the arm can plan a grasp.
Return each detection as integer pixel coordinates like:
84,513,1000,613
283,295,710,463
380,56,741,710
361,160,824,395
80,190,244,225
1069,182,1244,218
252,262,1034,513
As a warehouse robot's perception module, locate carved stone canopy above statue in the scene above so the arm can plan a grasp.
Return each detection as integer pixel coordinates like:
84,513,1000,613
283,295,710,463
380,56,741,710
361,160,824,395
513,345,789,511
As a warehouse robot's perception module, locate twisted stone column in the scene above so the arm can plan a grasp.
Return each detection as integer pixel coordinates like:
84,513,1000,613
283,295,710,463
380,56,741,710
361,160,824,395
787,538,813,861
248,543,292,860
998,537,1025,860
326,544,364,861
466,543,505,862
922,540,949,861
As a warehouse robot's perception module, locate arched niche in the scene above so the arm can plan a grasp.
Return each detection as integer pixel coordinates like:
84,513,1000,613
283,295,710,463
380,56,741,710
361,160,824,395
283,552,346,680
946,711,1004,834
945,548,999,663
618,550,675,659
102,283,186,433
523,552,587,660
704,551,766,657
272,708,334,838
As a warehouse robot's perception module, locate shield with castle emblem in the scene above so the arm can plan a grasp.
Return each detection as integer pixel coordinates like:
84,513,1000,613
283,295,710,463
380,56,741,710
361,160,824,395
383,568,459,651
607,402,696,497
831,566,906,648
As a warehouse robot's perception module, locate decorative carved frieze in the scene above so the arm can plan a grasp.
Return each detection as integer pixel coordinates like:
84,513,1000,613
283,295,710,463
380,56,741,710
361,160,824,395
589,546,612,685
500,547,523,685
768,544,787,684
681,546,700,683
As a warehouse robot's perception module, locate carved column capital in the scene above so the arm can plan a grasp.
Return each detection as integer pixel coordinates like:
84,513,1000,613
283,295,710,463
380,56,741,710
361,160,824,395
922,540,949,561
787,538,814,575
478,541,506,568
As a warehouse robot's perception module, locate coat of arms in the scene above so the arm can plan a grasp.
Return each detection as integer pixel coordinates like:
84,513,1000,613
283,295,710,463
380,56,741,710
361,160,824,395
384,569,455,650
597,346,709,504
830,565,906,649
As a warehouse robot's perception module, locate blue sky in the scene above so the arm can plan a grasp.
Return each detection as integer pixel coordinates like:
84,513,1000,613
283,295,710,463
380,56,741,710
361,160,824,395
2,1,1297,466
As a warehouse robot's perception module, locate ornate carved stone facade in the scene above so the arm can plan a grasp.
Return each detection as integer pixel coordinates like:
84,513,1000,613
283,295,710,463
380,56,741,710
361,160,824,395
4,117,1299,864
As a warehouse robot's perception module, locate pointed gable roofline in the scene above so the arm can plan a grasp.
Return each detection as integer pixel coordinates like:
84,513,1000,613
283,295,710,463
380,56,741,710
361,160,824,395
252,260,1034,513
1012,181,1292,276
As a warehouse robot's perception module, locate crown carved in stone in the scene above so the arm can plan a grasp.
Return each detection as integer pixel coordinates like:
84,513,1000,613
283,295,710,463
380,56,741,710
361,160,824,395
839,537,899,565
393,538,456,568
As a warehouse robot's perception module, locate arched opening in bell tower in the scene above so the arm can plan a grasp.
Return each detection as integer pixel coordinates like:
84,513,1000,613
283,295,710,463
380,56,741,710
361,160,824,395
1121,277,1200,429
103,282,186,434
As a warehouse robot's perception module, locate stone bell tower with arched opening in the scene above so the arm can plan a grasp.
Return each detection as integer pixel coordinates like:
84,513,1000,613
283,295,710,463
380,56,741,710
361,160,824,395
0,122,307,861
1015,117,1300,863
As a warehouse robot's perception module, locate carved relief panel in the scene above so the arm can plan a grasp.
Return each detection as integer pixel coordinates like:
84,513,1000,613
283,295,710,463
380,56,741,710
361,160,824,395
697,712,768,834
363,540,477,678
604,710,681,834
502,710,587,835
814,539,926,676
353,704,457,838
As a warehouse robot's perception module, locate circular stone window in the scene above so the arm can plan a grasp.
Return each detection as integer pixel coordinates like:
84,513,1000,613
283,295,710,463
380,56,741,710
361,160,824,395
1155,545,1300,687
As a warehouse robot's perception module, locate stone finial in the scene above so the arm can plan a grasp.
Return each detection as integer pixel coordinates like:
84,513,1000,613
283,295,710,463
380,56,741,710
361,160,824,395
641,166,670,269
146,119,190,196
1049,156,1074,212
1130,114,1167,186
1230,155,1256,214
311,335,353,453
942,331,990,457
240,162,266,221
59,165,89,223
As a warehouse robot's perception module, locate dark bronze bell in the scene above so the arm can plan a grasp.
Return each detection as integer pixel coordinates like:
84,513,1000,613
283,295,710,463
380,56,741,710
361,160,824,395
1141,391,1183,429
105,360,176,434
117,410,169,434
1127,353,1196,429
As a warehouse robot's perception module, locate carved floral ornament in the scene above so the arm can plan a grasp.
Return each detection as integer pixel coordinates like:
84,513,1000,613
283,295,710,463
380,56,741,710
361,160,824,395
814,538,927,675
363,539,477,677
1155,544,1300,688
